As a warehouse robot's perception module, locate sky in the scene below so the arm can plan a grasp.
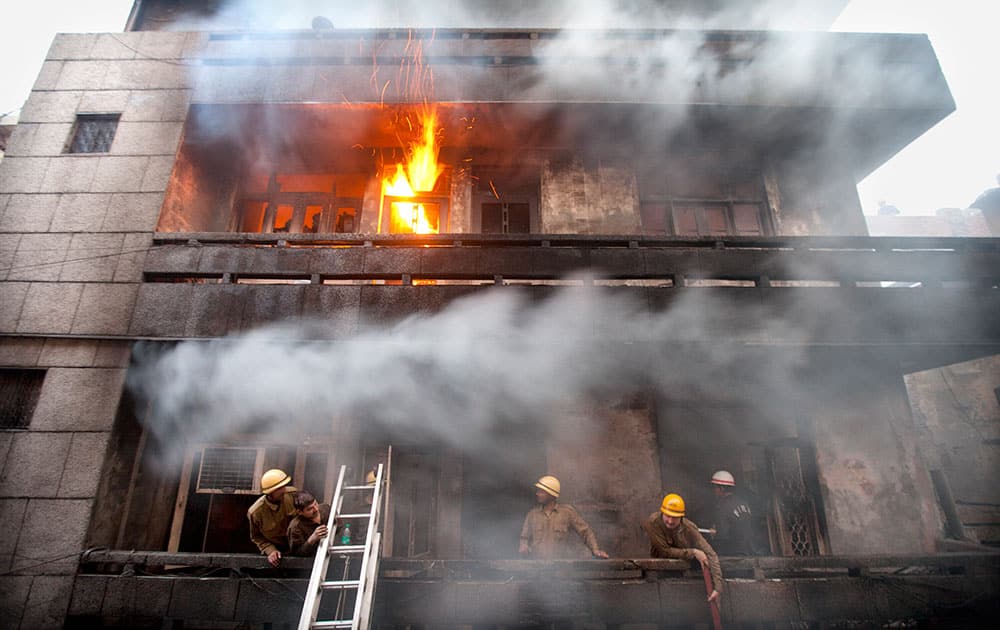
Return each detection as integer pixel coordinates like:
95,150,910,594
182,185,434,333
1,0,997,215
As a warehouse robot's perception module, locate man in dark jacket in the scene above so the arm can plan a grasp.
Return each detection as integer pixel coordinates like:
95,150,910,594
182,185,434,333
287,490,333,556
642,492,722,603
709,470,758,555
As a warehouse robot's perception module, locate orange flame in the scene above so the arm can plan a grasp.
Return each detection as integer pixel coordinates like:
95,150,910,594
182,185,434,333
383,107,443,234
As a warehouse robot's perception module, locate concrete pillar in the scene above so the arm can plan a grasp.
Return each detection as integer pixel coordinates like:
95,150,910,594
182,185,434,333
810,353,942,553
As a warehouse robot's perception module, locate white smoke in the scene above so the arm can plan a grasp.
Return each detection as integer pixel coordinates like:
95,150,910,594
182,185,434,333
129,279,810,468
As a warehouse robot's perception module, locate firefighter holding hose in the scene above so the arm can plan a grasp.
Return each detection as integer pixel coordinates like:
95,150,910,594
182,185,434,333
642,493,723,604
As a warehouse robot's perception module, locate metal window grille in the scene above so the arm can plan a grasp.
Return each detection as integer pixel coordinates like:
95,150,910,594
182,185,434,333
68,114,119,153
787,510,815,556
196,447,262,494
0,369,45,429
770,447,823,556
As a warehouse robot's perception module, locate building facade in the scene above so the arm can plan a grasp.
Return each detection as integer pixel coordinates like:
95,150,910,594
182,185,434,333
1,1,998,628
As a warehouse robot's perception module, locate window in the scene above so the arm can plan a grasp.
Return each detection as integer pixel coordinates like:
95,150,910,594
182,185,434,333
233,172,365,234
482,202,531,234
474,167,538,234
170,443,336,553
67,114,120,153
0,369,45,429
639,167,771,237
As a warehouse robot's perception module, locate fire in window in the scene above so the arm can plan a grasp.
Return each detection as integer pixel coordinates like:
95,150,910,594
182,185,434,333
67,114,120,153
380,108,449,235
0,369,45,429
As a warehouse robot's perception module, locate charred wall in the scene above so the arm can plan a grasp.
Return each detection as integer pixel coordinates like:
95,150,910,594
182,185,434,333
546,396,662,557
906,355,1000,546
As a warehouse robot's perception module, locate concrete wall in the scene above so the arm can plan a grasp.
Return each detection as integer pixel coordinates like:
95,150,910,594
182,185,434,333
540,158,641,234
810,355,942,554
546,397,662,557
771,156,867,236
905,355,1000,544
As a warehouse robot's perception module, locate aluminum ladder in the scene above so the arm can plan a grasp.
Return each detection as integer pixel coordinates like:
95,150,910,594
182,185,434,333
297,463,385,630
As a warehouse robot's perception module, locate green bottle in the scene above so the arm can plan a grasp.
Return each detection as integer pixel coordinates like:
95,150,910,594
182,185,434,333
340,523,352,545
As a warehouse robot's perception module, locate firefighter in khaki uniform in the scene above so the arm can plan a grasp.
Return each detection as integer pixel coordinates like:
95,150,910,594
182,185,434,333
519,475,609,559
642,493,723,603
248,468,298,567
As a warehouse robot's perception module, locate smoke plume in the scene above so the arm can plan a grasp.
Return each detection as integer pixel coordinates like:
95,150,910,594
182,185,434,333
129,279,808,468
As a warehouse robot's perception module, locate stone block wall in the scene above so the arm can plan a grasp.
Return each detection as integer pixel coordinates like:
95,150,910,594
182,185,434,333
0,338,131,629
0,29,188,629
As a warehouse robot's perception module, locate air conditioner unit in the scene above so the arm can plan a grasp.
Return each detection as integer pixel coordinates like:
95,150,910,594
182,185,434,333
195,446,265,494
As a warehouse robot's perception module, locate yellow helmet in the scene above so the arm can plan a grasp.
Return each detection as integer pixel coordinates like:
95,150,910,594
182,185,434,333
260,468,291,495
660,493,686,517
534,475,561,498
365,469,377,485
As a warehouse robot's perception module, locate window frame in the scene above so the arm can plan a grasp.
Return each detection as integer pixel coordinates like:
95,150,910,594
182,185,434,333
65,113,121,154
639,169,774,237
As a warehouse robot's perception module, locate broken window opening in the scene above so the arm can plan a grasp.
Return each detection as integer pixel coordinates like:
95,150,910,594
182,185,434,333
67,114,120,154
0,369,45,429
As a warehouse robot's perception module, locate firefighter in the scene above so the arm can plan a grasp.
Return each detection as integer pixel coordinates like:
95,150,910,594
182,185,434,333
519,475,610,559
709,470,758,556
642,493,723,603
247,468,298,567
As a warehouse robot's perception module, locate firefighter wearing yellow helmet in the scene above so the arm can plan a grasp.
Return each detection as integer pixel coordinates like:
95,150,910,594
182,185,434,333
247,468,298,567
519,475,609,559
642,492,723,603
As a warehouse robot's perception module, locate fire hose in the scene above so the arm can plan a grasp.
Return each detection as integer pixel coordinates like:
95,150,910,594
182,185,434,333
701,561,723,630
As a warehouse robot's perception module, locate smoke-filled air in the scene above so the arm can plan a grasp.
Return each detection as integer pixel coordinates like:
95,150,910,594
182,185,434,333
130,280,818,470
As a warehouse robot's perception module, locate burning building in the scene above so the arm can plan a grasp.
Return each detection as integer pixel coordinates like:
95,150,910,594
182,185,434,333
0,0,998,628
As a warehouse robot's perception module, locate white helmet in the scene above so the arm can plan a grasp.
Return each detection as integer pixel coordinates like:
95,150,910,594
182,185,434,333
711,470,736,487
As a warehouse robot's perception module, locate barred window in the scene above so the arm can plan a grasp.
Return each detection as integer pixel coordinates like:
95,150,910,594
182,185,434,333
0,369,45,429
67,114,120,153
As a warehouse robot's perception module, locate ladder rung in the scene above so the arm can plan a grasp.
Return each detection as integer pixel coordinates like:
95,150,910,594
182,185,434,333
338,513,372,519
311,621,352,629
321,579,359,590
343,484,376,490
328,544,366,554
